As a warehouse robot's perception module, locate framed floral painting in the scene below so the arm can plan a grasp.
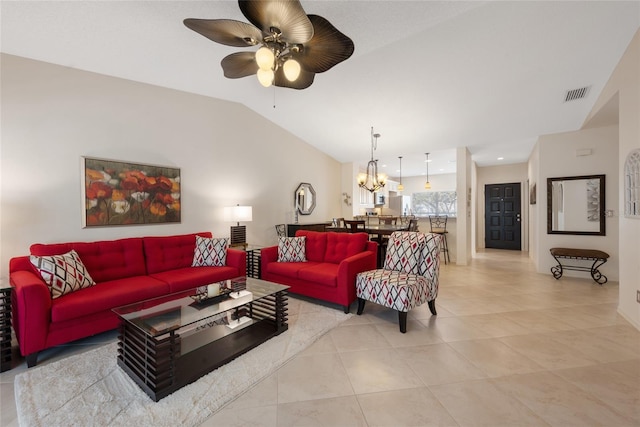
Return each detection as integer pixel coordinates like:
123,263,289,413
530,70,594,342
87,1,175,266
81,157,181,227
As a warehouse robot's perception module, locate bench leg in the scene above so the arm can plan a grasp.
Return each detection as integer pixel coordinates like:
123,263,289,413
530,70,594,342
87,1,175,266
590,258,608,285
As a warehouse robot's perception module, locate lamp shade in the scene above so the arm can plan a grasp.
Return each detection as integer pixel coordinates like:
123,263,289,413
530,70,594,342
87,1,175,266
224,205,253,223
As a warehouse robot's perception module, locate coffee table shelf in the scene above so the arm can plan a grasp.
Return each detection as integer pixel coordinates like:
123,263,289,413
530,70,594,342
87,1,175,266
114,278,288,401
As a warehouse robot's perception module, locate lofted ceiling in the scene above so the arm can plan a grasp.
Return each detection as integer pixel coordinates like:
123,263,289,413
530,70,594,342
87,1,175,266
1,1,639,177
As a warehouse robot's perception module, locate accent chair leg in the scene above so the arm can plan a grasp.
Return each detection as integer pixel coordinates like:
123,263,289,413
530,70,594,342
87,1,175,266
26,352,38,368
343,304,350,314
398,311,407,333
356,298,366,315
428,299,437,315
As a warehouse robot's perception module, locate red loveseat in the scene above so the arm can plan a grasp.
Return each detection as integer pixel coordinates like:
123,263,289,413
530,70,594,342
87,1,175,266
9,232,245,367
261,230,377,313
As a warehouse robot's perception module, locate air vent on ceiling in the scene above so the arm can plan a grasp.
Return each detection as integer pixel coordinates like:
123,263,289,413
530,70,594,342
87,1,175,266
564,86,591,102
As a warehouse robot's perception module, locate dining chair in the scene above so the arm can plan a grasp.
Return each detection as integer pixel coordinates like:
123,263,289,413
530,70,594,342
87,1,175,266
428,215,450,264
408,218,419,231
378,216,398,225
275,224,287,238
332,217,346,228
400,215,415,225
344,219,366,232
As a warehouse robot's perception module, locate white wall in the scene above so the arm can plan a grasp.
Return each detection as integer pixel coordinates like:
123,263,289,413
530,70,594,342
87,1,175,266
535,126,619,281
476,163,529,250
584,29,640,329
0,54,342,281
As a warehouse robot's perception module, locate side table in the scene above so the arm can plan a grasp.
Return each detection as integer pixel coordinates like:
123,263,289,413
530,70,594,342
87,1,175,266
229,243,262,279
0,286,12,372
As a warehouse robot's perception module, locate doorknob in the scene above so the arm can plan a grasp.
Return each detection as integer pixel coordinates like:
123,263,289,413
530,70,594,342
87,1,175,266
516,213,521,222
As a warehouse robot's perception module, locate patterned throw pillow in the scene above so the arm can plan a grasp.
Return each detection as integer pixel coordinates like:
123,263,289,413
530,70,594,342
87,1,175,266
192,235,228,267
30,250,96,299
277,236,307,262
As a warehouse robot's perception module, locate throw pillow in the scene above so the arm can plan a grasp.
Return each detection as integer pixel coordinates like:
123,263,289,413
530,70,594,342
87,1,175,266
192,235,228,267
277,236,307,262
30,250,96,299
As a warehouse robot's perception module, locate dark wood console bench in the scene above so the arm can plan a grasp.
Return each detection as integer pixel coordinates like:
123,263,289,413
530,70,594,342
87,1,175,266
549,247,609,285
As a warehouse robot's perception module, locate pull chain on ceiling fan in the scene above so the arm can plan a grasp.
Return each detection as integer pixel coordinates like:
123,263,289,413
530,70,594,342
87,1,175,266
184,0,355,89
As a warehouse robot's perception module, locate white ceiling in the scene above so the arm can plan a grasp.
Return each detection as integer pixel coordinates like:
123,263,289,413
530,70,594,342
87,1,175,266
2,1,639,177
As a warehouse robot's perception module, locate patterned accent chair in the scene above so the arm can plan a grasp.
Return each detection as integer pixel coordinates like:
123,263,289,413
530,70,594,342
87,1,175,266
355,231,441,333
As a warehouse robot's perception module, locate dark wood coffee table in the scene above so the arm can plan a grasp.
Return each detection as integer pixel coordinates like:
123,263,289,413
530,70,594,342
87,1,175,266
113,277,289,401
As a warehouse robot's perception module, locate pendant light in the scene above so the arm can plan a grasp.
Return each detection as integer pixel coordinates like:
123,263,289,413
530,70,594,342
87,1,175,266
397,156,404,192
424,152,432,190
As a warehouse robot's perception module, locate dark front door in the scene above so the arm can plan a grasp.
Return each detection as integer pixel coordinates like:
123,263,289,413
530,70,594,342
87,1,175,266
485,183,521,250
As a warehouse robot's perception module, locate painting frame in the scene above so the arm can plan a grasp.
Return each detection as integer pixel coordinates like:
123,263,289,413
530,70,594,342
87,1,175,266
529,182,537,205
81,157,181,227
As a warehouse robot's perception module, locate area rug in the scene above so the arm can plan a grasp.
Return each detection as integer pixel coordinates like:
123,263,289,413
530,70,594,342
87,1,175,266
14,298,351,427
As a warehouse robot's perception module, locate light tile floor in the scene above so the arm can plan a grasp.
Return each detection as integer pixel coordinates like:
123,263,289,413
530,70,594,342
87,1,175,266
2,249,639,426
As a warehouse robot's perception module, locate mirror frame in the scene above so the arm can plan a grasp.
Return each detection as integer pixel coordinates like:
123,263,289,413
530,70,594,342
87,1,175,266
547,174,606,236
294,182,316,215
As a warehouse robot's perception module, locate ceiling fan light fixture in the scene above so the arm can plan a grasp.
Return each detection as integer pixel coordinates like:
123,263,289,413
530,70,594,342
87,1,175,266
257,68,274,87
256,46,275,70
283,58,301,81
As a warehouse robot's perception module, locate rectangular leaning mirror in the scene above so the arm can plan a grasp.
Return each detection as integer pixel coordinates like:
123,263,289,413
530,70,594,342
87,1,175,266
547,174,606,235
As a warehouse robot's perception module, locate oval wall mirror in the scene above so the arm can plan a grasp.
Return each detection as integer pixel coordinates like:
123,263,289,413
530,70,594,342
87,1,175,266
295,182,316,215
547,174,606,235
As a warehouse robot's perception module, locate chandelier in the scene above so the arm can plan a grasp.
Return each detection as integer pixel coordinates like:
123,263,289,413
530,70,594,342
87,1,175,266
424,152,432,190
357,127,386,192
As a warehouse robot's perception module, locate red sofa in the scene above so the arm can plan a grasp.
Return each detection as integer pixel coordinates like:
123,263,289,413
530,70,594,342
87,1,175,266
9,232,245,367
261,230,377,313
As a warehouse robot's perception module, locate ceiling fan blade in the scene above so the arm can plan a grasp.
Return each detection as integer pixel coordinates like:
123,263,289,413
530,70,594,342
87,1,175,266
297,14,355,73
221,52,259,78
184,18,262,47
274,67,315,89
239,0,313,44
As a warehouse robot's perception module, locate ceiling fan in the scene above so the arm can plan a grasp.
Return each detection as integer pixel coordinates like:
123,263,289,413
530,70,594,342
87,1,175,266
184,0,355,89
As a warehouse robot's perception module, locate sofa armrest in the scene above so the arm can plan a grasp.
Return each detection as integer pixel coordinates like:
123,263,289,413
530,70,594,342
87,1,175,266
10,269,52,357
226,248,247,276
260,245,278,266
337,243,378,304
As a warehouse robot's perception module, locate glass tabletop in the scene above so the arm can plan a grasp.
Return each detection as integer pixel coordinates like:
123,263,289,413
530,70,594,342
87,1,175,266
113,277,288,337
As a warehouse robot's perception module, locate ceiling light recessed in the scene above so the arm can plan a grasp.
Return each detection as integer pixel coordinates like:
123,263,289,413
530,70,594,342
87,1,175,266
497,157,504,160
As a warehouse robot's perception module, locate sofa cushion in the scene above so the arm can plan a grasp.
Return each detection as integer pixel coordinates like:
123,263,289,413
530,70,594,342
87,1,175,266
30,237,146,283
144,232,212,274
30,250,96,299
324,232,368,264
295,230,327,262
51,275,169,323
151,266,240,293
278,236,307,262
298,263,339,288
192,236,228,267
265,260,321,278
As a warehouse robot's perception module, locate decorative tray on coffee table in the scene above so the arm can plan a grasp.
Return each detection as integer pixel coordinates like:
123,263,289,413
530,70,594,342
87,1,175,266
189,288,234,307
